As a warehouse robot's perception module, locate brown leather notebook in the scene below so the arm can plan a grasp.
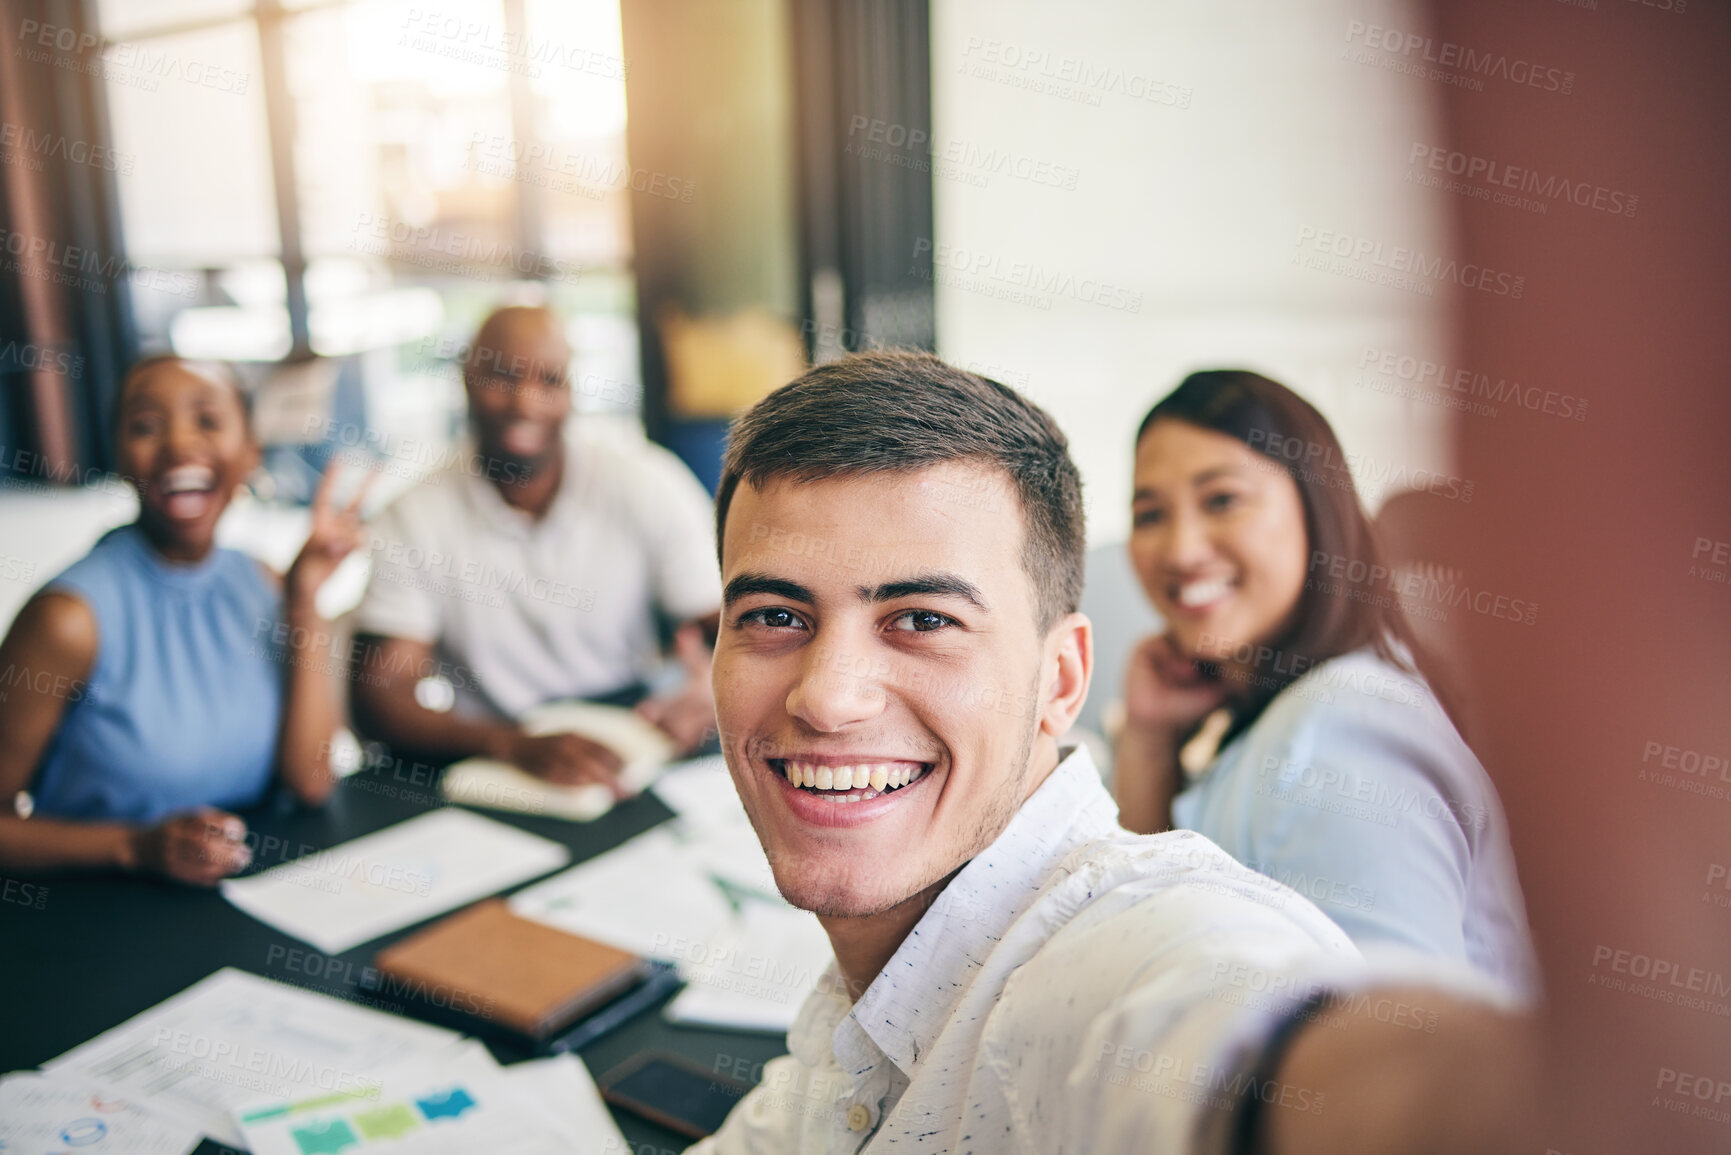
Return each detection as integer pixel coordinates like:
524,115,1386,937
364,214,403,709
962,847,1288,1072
374,899,649,1040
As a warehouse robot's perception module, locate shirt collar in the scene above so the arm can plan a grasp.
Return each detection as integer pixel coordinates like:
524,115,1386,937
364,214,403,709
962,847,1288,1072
459,426,582,536
836,745,1122,1078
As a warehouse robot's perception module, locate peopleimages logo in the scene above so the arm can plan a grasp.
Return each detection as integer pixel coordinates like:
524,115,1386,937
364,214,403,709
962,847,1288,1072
466,132,694,203
957,37,1193,110
0,228,199,299
348,213,581,285
1408,144,1638,218
844,116,1081,191
399,7,629,81
0,122,134,175
1356,347,1588,423
0,338,83,379
912,238,1144,313
16,19,251,95
1294,227,1525,299
1342,21,1575,95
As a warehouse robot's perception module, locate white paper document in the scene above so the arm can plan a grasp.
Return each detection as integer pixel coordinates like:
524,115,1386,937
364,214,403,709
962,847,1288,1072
649,755,741,830
662,902,836,1033
234,1041,623,1155
43,968,466,1148
0,1069,201,1155
494,1053,629,1154
509,825,738,960
515,756,832,1032
221,808,571,953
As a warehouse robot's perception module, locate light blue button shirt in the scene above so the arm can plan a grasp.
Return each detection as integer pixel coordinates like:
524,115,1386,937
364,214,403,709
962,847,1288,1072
1171,647,1539,1001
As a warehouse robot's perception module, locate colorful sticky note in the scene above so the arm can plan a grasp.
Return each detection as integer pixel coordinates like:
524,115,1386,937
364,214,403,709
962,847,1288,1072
415,1087,477,1121
353,1103,420,1140
291,1118,359,1155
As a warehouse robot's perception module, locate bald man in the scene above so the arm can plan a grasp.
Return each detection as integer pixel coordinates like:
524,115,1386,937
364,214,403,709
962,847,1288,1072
350,306,721,787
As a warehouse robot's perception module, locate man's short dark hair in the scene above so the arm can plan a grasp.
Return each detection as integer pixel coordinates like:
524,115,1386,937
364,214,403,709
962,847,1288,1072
715,349,1085,631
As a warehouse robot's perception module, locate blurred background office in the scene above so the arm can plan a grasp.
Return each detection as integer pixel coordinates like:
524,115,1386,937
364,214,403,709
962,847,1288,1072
0,0,1456,642
1,2,1727,1152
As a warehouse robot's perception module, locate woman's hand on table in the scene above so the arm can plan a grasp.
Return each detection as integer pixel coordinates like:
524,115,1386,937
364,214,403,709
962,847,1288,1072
129,808,253,886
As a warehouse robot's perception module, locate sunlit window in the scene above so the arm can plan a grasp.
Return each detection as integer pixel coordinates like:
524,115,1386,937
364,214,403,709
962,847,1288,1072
93,0,643,489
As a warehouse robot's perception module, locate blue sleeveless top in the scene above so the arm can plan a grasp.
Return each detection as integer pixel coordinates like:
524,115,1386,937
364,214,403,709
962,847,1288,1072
30,523,285,823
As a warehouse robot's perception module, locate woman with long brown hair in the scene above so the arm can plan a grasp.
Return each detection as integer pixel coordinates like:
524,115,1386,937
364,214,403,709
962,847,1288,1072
1113,369,1537,998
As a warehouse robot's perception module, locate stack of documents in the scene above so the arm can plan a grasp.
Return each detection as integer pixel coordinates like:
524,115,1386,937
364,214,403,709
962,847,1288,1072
41,969,468,1148
28,968,625,1153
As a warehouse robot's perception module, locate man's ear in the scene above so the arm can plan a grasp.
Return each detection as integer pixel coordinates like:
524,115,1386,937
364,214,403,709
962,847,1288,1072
1039,611,1093,740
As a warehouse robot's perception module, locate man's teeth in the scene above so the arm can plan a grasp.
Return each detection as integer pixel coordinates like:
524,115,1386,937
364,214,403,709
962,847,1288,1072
1176,579,1232,608
780,762,925,798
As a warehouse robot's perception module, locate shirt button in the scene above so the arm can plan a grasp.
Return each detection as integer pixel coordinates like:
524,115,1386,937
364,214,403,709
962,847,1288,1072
845,1103,870,1131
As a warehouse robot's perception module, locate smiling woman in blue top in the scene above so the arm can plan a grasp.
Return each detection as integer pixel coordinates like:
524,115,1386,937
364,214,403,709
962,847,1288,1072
0,355,366,885
1112,369,1538,999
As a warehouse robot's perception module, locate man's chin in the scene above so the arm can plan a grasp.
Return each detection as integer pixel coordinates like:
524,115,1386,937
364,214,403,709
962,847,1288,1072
769,864,930,921
482,445,553,480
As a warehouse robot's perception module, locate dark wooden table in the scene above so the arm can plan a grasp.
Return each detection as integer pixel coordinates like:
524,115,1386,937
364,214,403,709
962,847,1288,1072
0,762,790,1154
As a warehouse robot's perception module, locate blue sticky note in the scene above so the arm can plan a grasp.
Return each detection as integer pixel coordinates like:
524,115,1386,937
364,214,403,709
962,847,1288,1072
415,1087,477,1121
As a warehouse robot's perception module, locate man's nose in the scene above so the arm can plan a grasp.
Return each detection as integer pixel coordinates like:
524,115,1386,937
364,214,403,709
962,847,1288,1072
503,376,539,415
786,643,887,733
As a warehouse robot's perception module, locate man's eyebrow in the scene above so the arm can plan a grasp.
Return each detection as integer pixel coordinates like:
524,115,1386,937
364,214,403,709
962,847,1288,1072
723,573,816,605
861,573,988,611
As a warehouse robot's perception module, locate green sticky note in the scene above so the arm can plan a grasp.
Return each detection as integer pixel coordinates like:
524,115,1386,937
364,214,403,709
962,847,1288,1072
290,1118,358,1155
353,1102,421,1140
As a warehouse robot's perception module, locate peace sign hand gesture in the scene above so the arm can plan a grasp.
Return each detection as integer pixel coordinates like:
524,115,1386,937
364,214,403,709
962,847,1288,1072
285,463,375,614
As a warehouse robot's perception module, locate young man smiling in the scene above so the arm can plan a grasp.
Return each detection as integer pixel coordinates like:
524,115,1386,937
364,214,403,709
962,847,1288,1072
695,351,1533,1155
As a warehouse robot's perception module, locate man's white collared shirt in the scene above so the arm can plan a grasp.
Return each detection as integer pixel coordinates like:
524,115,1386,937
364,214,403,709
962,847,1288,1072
689,746,1362,1155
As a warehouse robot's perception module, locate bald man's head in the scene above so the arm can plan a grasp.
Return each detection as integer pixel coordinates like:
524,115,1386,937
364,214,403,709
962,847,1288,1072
464,306,568,380
463,305,573,479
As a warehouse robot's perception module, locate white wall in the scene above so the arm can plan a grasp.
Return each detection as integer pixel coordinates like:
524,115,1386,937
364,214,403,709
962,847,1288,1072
931,0,1457,547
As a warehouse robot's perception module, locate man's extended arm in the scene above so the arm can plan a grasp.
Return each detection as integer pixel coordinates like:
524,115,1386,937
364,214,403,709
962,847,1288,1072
1254,987,1535,1155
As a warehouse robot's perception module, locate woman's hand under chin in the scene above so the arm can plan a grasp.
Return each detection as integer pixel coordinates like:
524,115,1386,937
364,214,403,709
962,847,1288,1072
1121,632,1232,738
